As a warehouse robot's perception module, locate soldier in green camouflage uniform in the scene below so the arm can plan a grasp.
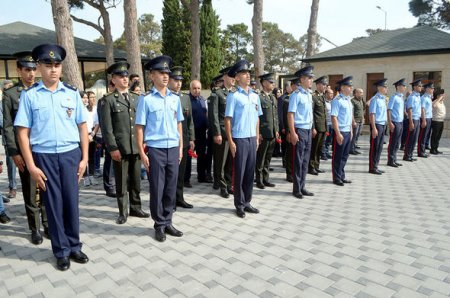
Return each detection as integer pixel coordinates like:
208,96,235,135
255,73,279,189
208,67,235,198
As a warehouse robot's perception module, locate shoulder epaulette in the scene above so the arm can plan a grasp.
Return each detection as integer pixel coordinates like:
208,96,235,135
63,82,77,91
229,87,237,93
4,84,16,92
181,91,189,95
130,91,141,96
24,82,39,92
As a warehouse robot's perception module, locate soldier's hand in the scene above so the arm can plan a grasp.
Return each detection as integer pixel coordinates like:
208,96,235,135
337,133,344,145
0,164,3,174
189,141,195,151
141,154,150,171
230,142,237,158
12,155,26,172
276,132,279,139
110,150,122,162
409,122,414,131
312,128,317,138
389,122,395,132
290,131,299,144
29,166,47,191
214,135,222,145
77,159,88,183
421,120,426,128
179,147,183,164
372,128,378,139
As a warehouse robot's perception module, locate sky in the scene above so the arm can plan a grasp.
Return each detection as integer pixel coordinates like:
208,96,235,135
0,0,424,53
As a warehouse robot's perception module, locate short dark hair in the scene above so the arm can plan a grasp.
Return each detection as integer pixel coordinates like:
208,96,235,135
129,80,140,92
129,74,139,81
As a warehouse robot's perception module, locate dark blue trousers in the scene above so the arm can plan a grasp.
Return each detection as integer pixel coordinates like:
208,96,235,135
332,132,351,182
369,124,385,171
233,137,256,210
418,118,432,156
293,128,311,194
33,148,82,258
400,118,409,148
148,147,179,228
404,119,420,159
387,121,403,164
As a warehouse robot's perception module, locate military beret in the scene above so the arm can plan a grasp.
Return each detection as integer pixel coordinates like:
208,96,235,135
336,76,353,87
144,55,172,73
314,76,328,85
374,78,388,87
423,82,435,89
170,66,183,80
13,51,36,68
393,78,406,87
220,66,232,75
107,61,130,76
31,44,66,63
410,79,422,87
211,74,223,83
227,60,250,78
294,65,314,78
258,73,275,83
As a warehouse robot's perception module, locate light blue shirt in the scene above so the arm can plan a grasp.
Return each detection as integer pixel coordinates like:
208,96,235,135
225,86,262,138
421,93,433,119
406,91,421,120
135,87,184,148
288,86,313,129
14,81,86,153
369,93,387,125
387,92,404,123
331,93,353,132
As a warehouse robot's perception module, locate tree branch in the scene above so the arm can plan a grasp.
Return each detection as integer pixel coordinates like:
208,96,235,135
71,14,104,35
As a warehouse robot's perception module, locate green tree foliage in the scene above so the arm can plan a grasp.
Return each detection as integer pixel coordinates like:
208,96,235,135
200,0,222,87
409,0,450,29
180,1,192,86
222,23,253,65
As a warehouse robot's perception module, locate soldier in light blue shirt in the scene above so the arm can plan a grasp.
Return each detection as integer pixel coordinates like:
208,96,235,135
135,55,184,242
330,76,354,186
403,79,423,161
14,44,89,271
224,59,262,219
368,79,388,174
417,82,434,157
387,79,406,167
287,65,315,199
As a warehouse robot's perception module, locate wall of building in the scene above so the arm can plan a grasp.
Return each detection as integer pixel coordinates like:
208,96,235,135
311,53,450,137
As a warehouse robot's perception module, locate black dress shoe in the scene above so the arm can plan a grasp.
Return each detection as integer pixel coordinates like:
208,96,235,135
116,215,127,224
292,192,303,199
244,205,259,213
31,230,43,245
437,150,443,154
369,169,382,175
43,227,50,239
286,176,293,182
2,196,10,203
165,225,183,237
355,145,361,149
220,188,229,198
354,150,361,155
400,146,405,151
56,257,70,271
105,192,116,198
129,209,150,218
0,212,11,224
236,209,245,218
316,169,325,173
387,162,398,167
418,154,428,158
342,179,352,184
263,181,275,187
213,183,220,190
308,169,318,175
256,182,265,189
269,167,274,171
395,162,403,166
227,187,234,195
349,151,357,155
333,180,344,186
184,181,192,188
301,189,314,196
155,227,166,242
425,146,431,150
70,251,89,264
430,150,438,155
403,157,414,162
176,200,194,208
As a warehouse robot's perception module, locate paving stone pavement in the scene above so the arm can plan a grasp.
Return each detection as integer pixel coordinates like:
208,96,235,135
1,135,450,297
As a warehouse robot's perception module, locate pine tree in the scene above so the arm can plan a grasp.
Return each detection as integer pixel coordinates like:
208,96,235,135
180,1,192,88
200,0,222,88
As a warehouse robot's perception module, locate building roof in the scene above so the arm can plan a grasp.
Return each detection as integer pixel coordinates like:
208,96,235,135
304,26,450,63
0,21,127,61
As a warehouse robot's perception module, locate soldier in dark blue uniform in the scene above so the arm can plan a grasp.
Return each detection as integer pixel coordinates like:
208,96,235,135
136,56,184,242
2,51,48,244
387,79,406,167
403,80,422,161
15,44,89,271
224,60,262,218
368,79,388,175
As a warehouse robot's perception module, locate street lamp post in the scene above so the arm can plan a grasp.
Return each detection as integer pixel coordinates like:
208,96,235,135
376,5,387,30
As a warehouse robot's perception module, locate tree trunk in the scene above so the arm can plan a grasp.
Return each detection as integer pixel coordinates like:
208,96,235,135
99,3,114,67
190,0,201,81
252,0,264,87
51,0,83,90
123,0,144,89
305,0,320,58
